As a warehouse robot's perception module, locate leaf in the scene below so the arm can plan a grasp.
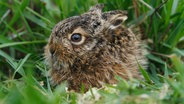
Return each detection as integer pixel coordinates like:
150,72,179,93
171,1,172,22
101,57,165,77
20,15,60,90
0,50,25,76
147,54,165,64
12,54,31,78
24,12,51,31
0,40,46,49
173,48,184,56
170,54,184,75
0,50,17,69
138,62,153,84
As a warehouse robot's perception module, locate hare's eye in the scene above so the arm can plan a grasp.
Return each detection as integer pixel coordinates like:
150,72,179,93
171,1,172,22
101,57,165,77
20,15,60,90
71,33,82,42
70,33,86,45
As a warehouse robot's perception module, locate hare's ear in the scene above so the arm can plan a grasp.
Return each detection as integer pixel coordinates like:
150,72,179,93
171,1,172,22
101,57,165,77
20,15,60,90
103,10,128,26
89,4,104,12
88,4,104,16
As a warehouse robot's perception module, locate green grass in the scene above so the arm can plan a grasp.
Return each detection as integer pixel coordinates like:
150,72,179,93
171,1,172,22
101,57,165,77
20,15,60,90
0,0,184,104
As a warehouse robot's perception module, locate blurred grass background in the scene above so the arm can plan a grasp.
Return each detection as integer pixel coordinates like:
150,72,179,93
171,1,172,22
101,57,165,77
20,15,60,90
0,0,184,104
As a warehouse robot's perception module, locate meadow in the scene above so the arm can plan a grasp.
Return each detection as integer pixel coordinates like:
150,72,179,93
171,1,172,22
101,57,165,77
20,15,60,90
0,0,184,104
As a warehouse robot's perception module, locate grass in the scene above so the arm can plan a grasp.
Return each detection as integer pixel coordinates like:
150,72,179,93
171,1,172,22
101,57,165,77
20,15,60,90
0,0,184,104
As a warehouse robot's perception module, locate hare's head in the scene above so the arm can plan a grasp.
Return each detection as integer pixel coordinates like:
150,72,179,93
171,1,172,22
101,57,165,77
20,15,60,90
45,4,128,70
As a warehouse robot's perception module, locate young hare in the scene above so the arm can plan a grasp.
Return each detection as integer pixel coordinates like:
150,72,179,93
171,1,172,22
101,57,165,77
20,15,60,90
44,4,147,92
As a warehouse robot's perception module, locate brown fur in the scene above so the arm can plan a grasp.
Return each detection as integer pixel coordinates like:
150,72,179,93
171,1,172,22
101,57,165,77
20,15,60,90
44,4,147,92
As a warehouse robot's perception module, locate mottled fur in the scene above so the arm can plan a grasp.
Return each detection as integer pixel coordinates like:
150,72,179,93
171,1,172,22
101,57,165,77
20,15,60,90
44,4,147,92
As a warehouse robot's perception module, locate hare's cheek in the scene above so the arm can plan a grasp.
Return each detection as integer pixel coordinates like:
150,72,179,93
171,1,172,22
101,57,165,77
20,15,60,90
73,47,82,53
62,40,73,52
84,40,97,51
71,39,97,56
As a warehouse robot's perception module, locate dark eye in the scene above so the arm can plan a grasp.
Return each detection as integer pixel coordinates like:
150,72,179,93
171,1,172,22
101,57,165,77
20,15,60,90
70,33,86,45
113,19,123,26
71,33,82,42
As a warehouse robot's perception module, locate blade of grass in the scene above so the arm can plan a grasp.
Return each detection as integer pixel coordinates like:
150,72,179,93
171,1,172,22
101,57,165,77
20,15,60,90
138,62,153,84
170,54,184,83
12,54,31,79
0,50,16,68
0,9,10,25
0,50,25,76
164,62,169,77
147,54,165,64
0,35,33,54
173,48,184,56
171,0,179,15
36,64,52,94
8,0,28,26
17,3,33,35
24,12,52,31
2,0,29,36
0,40,46,49
166,18,184,47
